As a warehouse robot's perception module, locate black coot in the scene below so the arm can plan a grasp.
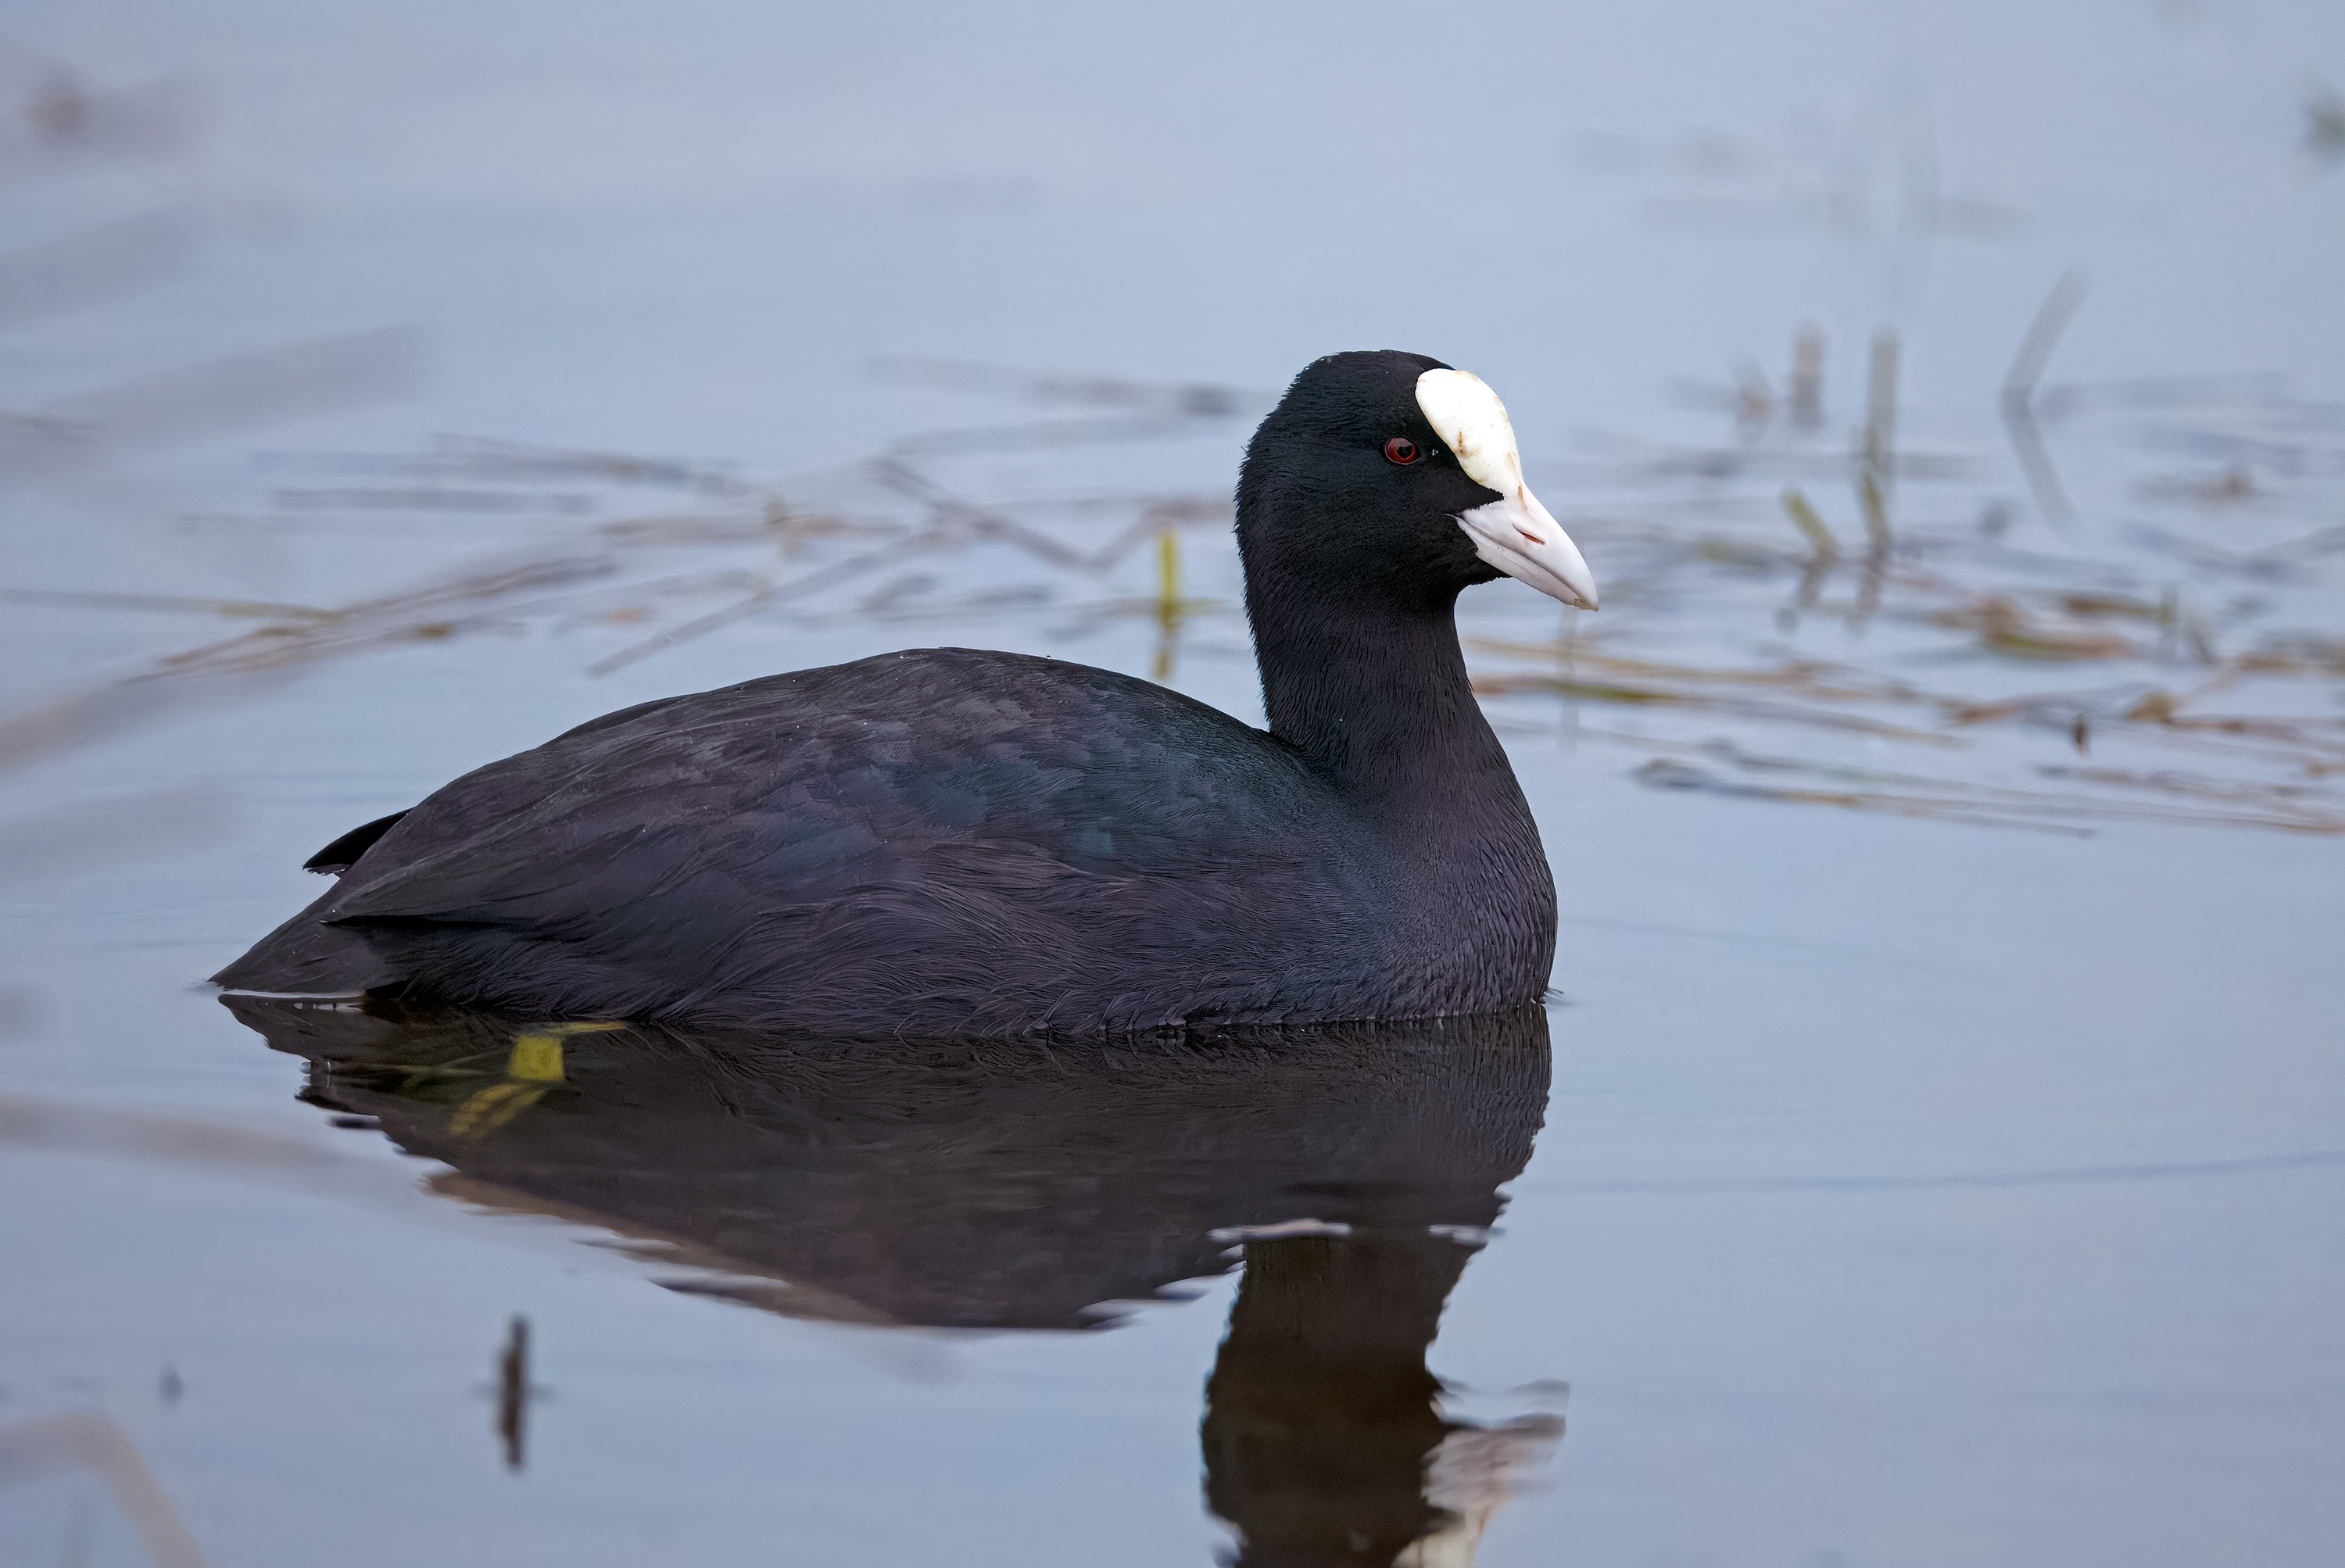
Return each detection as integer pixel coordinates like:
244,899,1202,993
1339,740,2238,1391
213,350,1599,1035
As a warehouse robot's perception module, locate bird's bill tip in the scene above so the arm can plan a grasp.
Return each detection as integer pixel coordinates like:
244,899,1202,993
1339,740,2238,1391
1459,492,1599,611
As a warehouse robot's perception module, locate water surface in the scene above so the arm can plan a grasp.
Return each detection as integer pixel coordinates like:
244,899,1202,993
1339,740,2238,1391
3,3,2342,1563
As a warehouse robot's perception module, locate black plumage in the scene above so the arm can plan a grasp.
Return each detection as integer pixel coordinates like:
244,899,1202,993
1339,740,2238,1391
213,350,1562,1035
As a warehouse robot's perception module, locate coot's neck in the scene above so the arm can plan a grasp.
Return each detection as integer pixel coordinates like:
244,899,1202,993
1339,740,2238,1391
1241,541,1557,1009
1246,582,1513,812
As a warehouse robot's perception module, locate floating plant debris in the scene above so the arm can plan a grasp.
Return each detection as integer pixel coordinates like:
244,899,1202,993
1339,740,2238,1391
0,261,2337,846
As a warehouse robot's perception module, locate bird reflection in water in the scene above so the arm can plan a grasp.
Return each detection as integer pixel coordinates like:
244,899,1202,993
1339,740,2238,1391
225,995,1563,1563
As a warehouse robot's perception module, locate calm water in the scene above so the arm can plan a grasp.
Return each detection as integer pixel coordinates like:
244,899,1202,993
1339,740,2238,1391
4,3,2343,1564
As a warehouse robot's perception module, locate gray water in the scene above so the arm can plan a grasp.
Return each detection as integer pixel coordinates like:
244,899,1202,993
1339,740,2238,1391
3,3,2342,1563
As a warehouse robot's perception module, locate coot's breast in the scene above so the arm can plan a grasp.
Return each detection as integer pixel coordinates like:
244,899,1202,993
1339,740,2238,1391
220,650,1392,1034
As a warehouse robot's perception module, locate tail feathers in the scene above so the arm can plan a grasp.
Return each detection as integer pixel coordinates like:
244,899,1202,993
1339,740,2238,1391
303,809,411,874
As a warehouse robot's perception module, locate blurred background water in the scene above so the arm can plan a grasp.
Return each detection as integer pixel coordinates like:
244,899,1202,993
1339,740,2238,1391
2,2,2341,1564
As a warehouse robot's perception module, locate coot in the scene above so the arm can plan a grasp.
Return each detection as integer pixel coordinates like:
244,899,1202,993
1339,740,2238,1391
214,350,1598,1035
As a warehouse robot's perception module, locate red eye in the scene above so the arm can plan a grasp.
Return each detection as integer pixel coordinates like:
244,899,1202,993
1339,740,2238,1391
1384,437,1420,465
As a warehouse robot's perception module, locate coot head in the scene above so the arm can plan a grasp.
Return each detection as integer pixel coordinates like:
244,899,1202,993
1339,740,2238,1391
1237,349,1597,615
